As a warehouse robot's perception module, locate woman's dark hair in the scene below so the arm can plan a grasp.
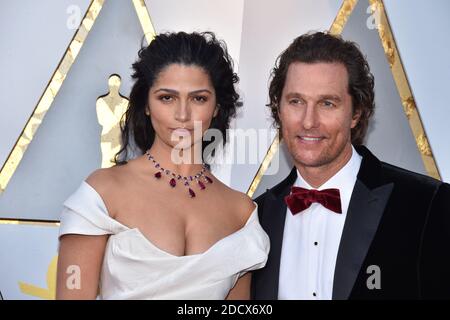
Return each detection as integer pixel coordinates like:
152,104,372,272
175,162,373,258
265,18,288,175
114,31,240,164
268,31,375,145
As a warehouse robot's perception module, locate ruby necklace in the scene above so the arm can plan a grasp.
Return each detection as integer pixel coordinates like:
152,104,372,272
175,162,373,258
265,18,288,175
146,151,213,198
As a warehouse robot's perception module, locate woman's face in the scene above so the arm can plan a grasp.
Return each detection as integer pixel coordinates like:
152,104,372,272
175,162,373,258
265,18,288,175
146,63,218,153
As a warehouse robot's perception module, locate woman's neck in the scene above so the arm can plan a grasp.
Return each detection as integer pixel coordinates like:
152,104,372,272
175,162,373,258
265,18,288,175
145,139,205,177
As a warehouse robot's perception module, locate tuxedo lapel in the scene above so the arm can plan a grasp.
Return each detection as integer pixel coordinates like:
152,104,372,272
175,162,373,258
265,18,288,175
254,168,297,299
332,146,394,300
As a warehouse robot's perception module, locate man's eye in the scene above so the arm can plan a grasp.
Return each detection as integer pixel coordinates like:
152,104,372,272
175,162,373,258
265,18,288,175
321,101,335,108
289,99,302,105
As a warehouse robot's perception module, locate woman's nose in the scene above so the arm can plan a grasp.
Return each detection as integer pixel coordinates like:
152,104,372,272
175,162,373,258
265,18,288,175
174,100,191,122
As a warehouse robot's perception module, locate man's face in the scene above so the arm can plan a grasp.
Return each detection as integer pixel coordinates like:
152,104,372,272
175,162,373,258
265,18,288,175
278,62,360,174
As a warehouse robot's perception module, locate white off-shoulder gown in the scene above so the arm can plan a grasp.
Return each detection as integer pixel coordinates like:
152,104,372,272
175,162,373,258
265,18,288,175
58,181,270,300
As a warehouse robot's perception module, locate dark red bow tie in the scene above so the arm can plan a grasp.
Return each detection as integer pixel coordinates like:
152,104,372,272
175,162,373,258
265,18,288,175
284,186,342,215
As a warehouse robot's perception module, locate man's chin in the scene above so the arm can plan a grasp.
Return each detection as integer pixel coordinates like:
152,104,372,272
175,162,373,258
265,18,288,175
293,154,329,169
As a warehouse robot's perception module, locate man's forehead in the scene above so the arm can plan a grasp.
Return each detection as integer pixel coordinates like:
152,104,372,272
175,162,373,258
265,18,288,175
286,61,348,77
284,61,349,93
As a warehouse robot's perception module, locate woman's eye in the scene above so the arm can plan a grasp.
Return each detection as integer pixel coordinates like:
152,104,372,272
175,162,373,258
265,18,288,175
159,95,173,102
193,96,208,103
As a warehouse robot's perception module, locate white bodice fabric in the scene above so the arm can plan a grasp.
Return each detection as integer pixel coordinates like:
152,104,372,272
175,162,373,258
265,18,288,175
59,181,269,300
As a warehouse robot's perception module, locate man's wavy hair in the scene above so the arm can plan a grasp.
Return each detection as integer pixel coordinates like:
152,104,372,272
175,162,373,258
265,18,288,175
114,31,240,164
268,31,375,145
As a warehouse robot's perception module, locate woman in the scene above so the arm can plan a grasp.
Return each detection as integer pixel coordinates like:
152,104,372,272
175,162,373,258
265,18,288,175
56,31,269,299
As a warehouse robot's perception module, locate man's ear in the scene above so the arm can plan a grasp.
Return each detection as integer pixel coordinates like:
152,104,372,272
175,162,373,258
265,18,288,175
351,107,362,129
276,103,281,117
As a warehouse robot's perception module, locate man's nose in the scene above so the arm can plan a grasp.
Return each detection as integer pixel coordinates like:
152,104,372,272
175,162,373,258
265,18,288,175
302,104,319,130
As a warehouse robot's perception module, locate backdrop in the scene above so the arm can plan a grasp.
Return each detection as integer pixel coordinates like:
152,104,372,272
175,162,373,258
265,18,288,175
1,0,449,299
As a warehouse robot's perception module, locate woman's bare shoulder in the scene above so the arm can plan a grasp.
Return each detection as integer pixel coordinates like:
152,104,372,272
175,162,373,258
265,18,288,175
212,176,256,218
84,164,131,215
85,166,122,193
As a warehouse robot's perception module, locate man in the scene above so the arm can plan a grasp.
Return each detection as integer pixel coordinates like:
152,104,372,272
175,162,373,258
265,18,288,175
251,31,450,299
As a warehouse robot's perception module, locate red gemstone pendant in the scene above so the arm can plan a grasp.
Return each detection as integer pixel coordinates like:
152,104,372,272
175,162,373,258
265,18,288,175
146,151,211,198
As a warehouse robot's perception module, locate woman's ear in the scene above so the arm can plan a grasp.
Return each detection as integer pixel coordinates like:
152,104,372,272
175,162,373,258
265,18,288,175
145,105,150,116
213,104,219,118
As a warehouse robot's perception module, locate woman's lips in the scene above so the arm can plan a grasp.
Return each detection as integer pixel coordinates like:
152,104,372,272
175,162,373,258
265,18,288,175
171,128,192,136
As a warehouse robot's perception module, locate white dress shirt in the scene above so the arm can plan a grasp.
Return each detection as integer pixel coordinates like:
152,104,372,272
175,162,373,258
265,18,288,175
278,146,362,300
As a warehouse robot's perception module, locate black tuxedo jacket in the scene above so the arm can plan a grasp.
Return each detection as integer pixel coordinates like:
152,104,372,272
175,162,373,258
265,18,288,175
251,145,450,299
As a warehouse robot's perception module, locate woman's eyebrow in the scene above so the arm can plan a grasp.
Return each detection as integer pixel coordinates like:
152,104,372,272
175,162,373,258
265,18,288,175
189,89,213,95
153,88,178,94
152,88,212,95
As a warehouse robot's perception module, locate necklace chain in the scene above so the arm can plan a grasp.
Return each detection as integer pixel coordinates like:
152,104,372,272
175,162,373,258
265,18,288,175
145,151,213,198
